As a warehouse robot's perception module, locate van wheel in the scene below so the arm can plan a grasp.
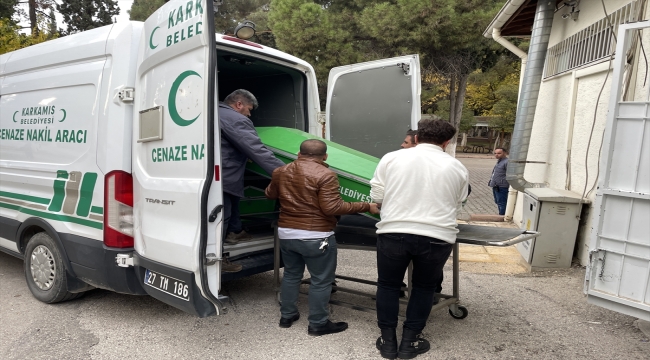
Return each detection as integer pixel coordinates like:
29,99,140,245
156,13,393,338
24,232,78,303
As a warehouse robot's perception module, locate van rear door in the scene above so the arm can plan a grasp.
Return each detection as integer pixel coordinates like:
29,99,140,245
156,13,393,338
325,55,421,158
132,0,225,316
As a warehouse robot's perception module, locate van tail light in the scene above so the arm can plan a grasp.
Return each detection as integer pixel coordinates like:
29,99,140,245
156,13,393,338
104,171,134,248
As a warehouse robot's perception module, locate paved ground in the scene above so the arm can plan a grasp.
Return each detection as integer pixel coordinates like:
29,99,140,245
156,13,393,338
456,154,500,217
1,247,648,359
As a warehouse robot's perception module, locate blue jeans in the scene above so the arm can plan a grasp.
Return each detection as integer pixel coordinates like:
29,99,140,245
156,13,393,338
280,235,337,326
376,233,453,332
492,186,509,215
223,192,242,239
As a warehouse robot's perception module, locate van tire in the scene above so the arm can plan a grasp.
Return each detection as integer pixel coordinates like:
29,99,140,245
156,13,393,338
24,232,79,303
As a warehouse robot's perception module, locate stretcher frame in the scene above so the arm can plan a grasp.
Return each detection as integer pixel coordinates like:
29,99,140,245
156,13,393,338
273,222,539,320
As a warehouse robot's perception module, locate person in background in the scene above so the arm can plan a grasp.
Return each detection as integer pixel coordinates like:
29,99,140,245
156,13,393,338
488,147,509,216
371,119,469,359
266,139,380,336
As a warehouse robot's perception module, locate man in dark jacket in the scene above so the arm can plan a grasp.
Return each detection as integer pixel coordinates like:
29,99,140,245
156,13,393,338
265,139,379,336
488,147,509,215
219,89,284,272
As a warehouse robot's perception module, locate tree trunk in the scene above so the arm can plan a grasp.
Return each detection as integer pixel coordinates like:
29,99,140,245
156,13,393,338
29,0,38,36
446,72,469,157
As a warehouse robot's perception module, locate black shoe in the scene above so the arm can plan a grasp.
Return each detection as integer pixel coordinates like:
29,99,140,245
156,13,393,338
279,313,300,328
376,328,398,359
398,328,430,359
307,320,348,336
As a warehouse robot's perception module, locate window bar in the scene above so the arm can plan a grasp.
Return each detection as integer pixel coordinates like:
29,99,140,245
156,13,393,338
577,30,584,68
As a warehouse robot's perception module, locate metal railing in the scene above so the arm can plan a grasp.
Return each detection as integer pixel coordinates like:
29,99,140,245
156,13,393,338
544,1,643,78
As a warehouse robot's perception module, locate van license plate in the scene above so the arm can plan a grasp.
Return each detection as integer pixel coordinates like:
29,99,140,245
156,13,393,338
144,269,190,301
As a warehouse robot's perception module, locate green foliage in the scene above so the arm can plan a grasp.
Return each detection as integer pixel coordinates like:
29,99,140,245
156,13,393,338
214,1,276,47
128,0,165,21
129,1,276,47
0,18,55,54
465,56,521,133
57,0,119,34
269,0,504,123
269,0,360,104
434,99,474,133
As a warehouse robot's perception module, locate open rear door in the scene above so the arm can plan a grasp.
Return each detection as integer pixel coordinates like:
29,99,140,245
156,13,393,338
132,0,225,316
325,55,421,158
584,22,650,321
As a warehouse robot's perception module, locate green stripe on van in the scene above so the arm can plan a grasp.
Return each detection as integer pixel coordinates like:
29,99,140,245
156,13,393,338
90,206,103,215
0,191,50,205
48,170,68,212
0,201,103,230
76,172,98,217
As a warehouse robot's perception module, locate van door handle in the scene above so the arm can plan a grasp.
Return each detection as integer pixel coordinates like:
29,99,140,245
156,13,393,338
209,205,223,222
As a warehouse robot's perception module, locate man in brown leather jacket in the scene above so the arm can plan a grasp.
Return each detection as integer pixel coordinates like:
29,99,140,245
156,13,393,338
265,139,379,336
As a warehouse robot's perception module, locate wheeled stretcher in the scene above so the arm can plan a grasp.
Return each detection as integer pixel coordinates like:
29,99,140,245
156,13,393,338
251,126,540,318
273,215,539,319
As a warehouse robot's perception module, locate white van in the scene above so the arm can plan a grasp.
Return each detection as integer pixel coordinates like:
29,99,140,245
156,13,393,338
0,0,421,316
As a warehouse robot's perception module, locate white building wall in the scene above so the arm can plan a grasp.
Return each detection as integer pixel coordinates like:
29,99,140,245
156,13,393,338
511,0,648,266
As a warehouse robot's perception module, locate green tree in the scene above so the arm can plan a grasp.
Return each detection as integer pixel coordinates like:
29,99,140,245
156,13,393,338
269,0,361,106
0,18,54,54
57,0,119,34
464,56,521,147
129,0,275,47
269,0,503,154
128,0,164,21
359,0,503,154
0,0,18,22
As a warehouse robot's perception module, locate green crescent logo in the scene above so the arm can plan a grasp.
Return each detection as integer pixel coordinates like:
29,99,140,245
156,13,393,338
58,109,67,122
149,26,159,49
13,111,18,122
168,71,202,127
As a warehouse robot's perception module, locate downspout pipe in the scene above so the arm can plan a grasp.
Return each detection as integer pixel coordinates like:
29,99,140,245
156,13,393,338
506,0,554,192
492,28,527,220
492,29,528,90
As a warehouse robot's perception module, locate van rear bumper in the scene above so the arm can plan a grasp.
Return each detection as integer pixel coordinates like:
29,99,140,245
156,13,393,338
132,254,217,317
60,234,147,295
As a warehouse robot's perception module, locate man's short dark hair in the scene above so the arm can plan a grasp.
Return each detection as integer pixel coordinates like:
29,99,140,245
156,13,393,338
406,129,418,142
495,147,509,154
300,139,327,157
416,119,456,145
224,89,259,109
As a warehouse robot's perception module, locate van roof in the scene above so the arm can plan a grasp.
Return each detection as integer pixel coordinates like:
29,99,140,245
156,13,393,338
1,22,140,77
1,23,314,77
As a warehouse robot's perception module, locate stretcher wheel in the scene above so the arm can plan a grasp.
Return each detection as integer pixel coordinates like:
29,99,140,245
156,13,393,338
448,305,468,319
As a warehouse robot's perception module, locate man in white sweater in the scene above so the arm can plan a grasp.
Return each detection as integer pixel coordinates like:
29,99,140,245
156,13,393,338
371,119,469,359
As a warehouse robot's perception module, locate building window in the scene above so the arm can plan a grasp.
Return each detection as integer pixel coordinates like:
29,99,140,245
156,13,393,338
544,1,644,78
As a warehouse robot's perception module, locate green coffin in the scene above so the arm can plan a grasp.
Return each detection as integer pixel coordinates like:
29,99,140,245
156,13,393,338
244,127,380,219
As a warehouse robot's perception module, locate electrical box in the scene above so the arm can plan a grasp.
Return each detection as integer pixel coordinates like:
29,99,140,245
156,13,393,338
517,188,585,270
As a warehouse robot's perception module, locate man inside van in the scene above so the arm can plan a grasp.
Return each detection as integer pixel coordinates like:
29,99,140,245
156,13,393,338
371,119,468,359
265,139,380,336
219,89,285,272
